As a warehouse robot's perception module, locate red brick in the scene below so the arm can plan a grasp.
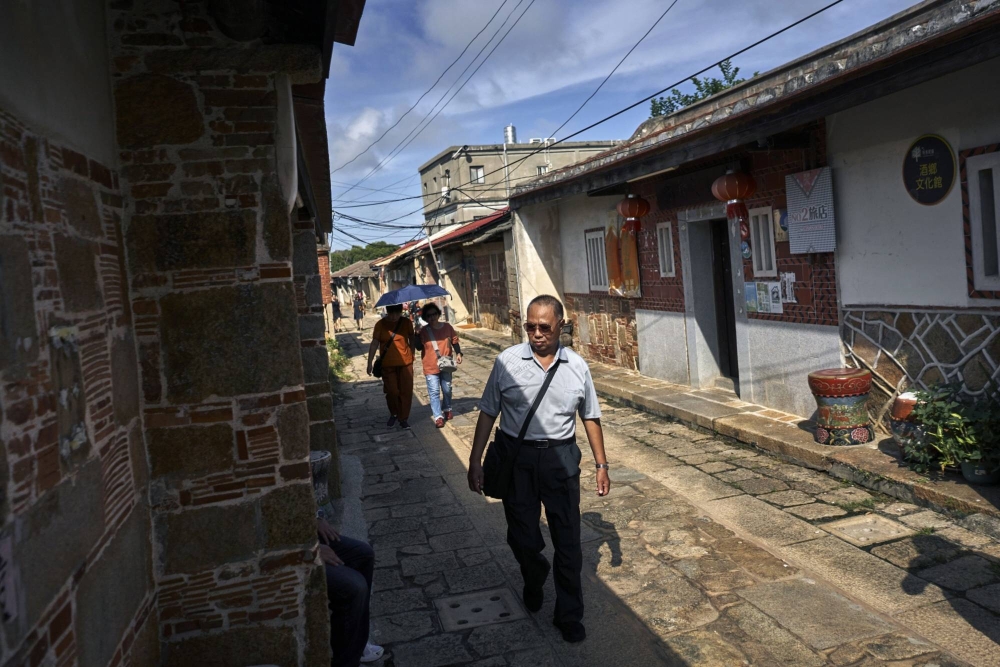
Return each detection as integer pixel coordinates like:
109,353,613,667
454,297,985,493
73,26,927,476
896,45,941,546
248,608,282,622
191,407,233,424
131,182,173,199
62,148,89,176
282,390,306,404
202,89,276,108
241,413,269,426
181,161,223,178
233,75,268,88
279,462,310,481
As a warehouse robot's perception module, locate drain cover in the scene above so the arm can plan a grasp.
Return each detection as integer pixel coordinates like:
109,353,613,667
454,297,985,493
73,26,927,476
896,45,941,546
822,514,914,546
434,587,526,631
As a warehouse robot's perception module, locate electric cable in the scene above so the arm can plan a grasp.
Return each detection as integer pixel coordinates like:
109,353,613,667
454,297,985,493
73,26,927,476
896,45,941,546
329,0,511,176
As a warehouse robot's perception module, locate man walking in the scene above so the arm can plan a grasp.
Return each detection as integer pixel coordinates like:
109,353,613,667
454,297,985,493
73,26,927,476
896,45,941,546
467,295,610,643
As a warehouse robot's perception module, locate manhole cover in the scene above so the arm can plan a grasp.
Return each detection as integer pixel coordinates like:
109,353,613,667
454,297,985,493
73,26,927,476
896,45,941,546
373,431,414,442
434,587,526,631
822,514,914,547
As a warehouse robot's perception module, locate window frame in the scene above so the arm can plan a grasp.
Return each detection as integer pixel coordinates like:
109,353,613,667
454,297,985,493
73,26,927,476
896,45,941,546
536,165,549,176
749,206,778,278
968,151,1000,292
655,222,675,278
584,229,609,292
470,166,485,184
489,253,500,281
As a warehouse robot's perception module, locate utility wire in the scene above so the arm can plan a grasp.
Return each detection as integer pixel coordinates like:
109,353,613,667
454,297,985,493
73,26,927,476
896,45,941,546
334,0,536,200
340,0,846,232
329,0,511,176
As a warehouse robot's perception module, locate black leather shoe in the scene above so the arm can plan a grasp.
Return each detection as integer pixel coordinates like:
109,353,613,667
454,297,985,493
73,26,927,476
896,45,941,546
523,586,543,612
554,620,586,643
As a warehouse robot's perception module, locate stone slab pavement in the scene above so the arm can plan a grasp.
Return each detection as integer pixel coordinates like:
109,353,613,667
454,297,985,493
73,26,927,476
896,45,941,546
330,328,1000,666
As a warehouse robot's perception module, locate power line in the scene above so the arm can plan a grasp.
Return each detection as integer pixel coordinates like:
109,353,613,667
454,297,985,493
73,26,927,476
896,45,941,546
334,0,537,200
341,0,846,230
329,0,511,176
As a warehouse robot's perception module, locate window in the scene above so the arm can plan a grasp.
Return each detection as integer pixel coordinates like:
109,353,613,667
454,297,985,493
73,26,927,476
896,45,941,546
585,230,609,291
656,222,675,277
489,253,503,281
969,152,1000,291
536,165,549,175
749,206,777,277
470,166,485,184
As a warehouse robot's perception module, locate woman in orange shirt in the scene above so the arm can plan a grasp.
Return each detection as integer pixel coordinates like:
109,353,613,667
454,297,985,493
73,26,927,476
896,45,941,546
366,304,416,429
418,303,462,428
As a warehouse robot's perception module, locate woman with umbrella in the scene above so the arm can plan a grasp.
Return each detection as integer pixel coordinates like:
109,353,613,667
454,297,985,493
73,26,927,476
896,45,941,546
366,304,415,429
367,285,451,429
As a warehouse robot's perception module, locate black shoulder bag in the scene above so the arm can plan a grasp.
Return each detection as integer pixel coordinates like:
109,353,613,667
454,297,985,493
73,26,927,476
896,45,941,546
372,318,404,378
482,359,561,499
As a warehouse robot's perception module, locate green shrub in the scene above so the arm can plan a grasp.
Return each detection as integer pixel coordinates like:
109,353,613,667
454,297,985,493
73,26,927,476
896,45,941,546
326,336,350,381
906,382,1000,472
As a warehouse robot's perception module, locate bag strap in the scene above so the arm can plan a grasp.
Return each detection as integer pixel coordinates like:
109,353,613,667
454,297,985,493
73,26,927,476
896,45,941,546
379,318,405,358
515,358,562,444
424,324,443,358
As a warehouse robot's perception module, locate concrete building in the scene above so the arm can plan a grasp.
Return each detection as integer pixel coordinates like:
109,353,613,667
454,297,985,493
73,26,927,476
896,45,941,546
509,0,1000,422
0,1,366,664
418,134,618,233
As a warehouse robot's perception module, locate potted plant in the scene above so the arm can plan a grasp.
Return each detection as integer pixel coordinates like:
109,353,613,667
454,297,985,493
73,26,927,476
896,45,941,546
957,385,1000,484
905,384,967,473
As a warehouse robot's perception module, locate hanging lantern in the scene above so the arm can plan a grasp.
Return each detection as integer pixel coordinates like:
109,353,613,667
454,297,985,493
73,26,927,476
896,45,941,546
711,170,756,202
712,170,757,238
617,193,650,226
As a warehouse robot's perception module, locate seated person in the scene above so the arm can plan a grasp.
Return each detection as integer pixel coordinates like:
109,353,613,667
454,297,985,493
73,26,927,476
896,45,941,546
318,516,384,666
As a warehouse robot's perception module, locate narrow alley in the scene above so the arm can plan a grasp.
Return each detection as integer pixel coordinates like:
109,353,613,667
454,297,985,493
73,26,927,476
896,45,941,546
330,330,1000,667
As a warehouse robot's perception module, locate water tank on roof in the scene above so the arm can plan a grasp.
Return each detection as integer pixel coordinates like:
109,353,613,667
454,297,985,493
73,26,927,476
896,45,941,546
504,124,517,145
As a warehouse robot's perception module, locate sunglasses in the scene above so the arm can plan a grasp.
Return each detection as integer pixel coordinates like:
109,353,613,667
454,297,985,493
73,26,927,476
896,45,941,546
524,322,557,334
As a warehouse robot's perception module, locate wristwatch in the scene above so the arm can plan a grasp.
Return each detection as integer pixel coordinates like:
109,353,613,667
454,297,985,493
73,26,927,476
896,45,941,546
595,463,609,470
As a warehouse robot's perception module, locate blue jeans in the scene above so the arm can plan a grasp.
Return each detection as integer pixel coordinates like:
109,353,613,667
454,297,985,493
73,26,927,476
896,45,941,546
425,371,453,419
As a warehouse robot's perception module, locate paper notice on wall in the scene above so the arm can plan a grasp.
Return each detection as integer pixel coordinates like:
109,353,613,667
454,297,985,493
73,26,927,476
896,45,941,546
780,272,797,303
745,282,757,313
754,282,783,314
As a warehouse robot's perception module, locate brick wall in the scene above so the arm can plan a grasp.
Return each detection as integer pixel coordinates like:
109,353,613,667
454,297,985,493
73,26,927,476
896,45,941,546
0,109,158,665
108,3,328,664
318,246,333,305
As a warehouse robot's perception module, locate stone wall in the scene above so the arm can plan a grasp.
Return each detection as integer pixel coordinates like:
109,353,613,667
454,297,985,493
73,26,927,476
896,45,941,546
564,293,639,370
842,308,1000,427
0,108,158,665
108,2,328,663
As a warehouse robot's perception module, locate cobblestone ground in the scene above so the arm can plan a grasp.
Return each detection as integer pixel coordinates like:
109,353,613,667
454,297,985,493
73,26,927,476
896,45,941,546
331,327,1000,667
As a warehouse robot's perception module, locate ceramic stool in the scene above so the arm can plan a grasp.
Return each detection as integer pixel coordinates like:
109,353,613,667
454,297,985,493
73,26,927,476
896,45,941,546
807,367,875,446
310,450,331,506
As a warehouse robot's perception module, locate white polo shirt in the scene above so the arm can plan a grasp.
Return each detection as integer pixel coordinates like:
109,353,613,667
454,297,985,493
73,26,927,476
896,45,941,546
478,343,601,441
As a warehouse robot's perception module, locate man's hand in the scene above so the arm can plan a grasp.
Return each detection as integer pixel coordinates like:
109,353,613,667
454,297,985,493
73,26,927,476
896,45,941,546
467,460,484,494
317,517,340,544
596,468,611,497
366,361,373,376
319,544,343,567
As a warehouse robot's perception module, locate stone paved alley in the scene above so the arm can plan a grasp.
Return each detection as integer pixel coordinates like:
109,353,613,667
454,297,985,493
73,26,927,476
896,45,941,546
329,328,1000,667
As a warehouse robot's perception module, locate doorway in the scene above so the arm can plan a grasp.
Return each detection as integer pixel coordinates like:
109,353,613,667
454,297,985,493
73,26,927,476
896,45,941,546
710,219,739,381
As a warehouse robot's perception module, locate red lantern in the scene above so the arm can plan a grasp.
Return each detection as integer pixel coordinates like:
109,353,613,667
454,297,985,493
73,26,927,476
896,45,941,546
711,170,756,203
617,194,650,223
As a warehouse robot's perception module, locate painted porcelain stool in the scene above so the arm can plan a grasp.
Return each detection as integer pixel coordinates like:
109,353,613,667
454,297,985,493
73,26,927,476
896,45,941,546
807,368,875,446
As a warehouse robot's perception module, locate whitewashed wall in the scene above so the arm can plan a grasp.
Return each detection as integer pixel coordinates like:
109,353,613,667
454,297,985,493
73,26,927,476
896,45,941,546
829,55,1000,308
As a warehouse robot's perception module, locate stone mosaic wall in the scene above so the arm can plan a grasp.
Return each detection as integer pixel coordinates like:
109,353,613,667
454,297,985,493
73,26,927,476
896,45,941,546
469,242,511,334
108,3,329,663
0,108,158,665
564,293,639,370
841,308,1000,426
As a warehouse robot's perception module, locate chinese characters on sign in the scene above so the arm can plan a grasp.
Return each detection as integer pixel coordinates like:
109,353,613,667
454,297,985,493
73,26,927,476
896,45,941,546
902,134,955,206
745,282,783,314
786,167,836,254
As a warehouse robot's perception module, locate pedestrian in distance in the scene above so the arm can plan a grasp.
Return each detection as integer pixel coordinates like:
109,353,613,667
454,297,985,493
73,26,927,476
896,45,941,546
467,294,610,644
418,302,462,428
331,293,343,333
317,515,384,666
366,304,415,429
353,290,366,331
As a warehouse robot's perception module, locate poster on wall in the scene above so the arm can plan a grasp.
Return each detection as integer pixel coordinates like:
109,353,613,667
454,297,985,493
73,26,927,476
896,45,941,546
745,282,757,313
754,282,783,314
902,134,955,206
773,208,788,243
786,167,836,254
780,272,797,303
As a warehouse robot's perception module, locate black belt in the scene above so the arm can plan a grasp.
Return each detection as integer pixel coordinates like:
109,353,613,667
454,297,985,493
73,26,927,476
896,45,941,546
519,437,574,449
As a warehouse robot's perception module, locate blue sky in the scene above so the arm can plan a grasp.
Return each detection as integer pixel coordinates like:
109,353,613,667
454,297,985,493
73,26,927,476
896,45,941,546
324,0,922,250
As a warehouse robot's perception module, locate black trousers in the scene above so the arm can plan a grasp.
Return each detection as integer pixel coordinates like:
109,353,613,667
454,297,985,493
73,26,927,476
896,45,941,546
502,442,583,625
326,536,375,667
